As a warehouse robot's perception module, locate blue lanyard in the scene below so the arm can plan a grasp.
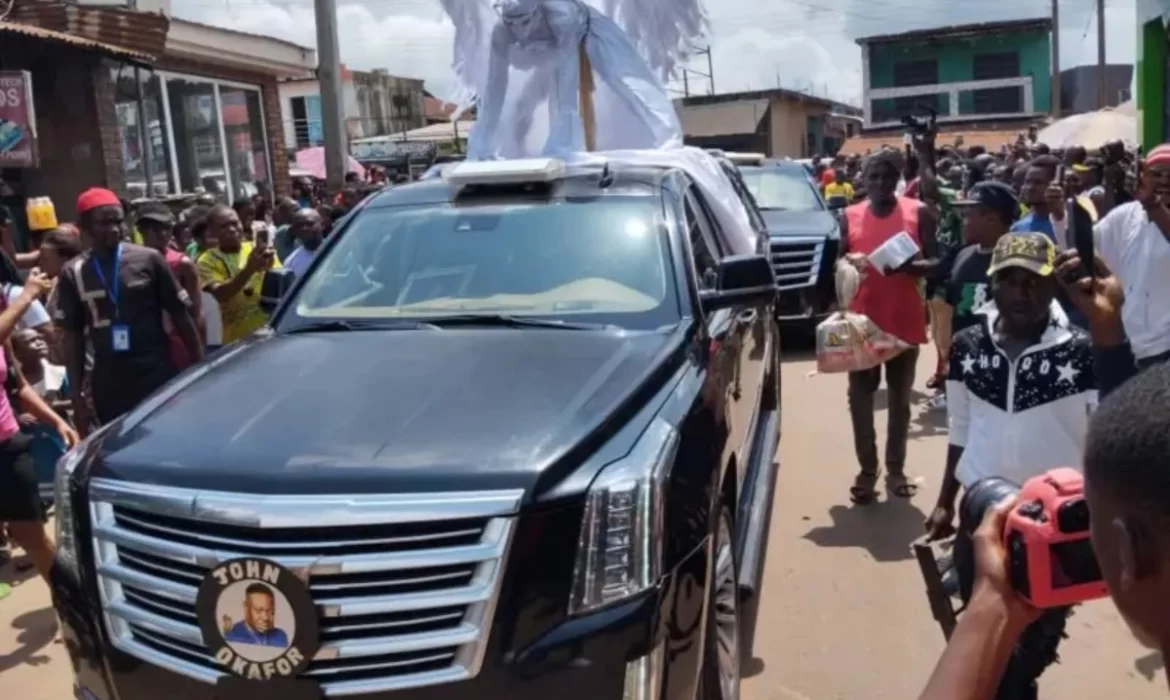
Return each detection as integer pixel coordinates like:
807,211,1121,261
90,244,122,321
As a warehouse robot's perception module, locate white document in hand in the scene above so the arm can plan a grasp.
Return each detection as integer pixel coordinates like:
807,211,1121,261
868,232,920,274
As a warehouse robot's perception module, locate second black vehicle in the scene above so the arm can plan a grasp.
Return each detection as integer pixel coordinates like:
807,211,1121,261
735,157,843,325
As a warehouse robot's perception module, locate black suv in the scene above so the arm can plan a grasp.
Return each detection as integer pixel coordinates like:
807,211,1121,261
51,157,782,700
736,159,843,324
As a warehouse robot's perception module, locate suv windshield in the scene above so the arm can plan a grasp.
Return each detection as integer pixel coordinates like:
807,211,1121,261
738,167,822,211
286,196,678,330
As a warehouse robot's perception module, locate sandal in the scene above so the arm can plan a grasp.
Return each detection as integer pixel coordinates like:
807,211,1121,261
887,473,918,498
850,470,880,504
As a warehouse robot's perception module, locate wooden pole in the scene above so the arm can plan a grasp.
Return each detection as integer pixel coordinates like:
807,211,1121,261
578,41,597,151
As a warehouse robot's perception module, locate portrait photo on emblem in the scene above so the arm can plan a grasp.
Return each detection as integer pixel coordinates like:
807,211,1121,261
214,579,296,663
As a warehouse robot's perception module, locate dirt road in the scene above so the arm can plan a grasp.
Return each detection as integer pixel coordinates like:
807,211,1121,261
1,345,1164,699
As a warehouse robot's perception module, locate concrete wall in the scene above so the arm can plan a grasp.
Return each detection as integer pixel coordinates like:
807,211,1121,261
768,96,835,158
868,28,1051,116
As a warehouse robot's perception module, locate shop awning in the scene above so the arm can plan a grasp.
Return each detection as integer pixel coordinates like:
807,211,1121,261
0,20,154,64
676,100,769,138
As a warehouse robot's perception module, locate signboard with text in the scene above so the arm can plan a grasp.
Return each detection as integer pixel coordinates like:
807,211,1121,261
0,71,38,168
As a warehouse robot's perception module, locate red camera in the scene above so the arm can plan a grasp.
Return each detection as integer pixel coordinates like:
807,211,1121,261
1003,468,1109,609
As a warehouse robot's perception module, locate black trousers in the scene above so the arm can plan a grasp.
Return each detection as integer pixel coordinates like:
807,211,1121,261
847,347,919,475
954,526,1070,700
93,366,177,426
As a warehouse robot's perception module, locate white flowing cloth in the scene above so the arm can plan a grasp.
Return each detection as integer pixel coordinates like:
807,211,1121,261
466,0,683,160
569,147,757,256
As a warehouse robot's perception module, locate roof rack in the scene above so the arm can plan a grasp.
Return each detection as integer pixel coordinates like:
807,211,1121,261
443,158,566,187
724,152,766,166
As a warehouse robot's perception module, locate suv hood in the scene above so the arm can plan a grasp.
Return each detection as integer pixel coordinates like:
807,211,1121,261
761,209,838,238
90,328,682,496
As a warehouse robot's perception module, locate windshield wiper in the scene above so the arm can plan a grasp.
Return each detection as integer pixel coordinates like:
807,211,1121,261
284,319,441,334
426,314,617,331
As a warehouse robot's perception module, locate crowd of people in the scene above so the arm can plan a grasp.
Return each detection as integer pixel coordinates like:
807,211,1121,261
0,175,388,600
826,124,1170,698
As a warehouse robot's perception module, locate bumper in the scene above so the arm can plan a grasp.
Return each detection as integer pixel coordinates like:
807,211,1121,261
52,519,710,700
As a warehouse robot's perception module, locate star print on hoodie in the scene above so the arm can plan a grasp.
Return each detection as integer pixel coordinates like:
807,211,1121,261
945,299,1097,488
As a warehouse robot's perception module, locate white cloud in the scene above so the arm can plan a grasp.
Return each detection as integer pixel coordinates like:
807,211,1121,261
170,0,1138,106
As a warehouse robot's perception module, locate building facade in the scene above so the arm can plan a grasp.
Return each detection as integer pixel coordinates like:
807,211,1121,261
8,0,314,205
279,67,426,151
674,89,861,158
1136,1,1170,149
856,19,1052,130
1059,64,1133,116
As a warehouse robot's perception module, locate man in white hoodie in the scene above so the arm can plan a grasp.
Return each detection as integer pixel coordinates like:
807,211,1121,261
926,233,1098,540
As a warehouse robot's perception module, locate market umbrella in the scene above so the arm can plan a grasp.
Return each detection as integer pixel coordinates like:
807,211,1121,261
1036,104,1137,150
293,147,366,180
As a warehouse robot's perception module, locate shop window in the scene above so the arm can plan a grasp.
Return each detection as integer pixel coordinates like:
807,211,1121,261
110,67,176,198
167,77,226,198
972,52,1022,115
220,87,271,202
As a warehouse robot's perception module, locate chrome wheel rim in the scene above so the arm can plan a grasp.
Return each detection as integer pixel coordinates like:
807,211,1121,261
713,517,740,700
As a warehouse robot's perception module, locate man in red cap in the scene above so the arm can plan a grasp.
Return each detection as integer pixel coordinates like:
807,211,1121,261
53,189,203,433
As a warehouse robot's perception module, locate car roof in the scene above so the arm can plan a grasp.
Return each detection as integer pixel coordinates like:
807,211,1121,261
737,159,810,174
362,161,676,209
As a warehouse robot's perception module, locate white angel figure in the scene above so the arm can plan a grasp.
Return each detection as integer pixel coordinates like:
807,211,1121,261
439,0,707,159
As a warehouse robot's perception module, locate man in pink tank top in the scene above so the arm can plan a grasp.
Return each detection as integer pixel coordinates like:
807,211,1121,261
841,149,940,504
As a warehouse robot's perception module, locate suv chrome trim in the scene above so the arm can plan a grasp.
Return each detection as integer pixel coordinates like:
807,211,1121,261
769,236,825,291
89,478,520,696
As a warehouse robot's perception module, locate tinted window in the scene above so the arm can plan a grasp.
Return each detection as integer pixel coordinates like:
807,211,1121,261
738,168,822,211
288,197,678,329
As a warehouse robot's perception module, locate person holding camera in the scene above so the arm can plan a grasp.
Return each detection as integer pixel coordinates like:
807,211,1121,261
918,250,1149,700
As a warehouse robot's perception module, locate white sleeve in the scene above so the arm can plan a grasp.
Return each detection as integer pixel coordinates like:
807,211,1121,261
1093,203,1131,271
22,298,51,330
946,379,971,447
1051,214,1069,249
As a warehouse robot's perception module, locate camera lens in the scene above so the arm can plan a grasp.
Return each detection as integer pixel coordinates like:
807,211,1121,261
959,477,1020,533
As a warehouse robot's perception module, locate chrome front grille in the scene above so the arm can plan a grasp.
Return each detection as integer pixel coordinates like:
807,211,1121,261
89,479,520,696
770,237,825,290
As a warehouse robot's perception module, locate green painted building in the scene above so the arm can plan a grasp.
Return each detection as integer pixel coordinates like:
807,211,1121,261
857,19,1052,130
1136,2,1170,149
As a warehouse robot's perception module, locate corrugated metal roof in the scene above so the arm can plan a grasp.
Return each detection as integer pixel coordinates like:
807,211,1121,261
8,3,167,59
0,19,155,63
856,18,1052,46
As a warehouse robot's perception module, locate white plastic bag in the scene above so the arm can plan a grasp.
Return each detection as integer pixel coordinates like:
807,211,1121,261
815,260,910,374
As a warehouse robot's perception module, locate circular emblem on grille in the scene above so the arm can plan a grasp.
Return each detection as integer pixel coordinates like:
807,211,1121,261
196,557,319,680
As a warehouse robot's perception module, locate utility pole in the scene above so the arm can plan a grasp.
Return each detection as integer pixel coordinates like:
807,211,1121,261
706,47,715,95
1050,0,1061,117
314,0,348,192
1096,0,1107,108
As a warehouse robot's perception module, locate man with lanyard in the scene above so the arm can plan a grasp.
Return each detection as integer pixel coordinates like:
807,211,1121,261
55,188,203,434
197,204,280,344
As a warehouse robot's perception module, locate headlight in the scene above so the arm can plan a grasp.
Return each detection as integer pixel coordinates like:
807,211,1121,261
568,417,678,615
54,425,110,576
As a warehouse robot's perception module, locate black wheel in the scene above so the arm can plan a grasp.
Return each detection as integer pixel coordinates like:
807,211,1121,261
697,506,740,700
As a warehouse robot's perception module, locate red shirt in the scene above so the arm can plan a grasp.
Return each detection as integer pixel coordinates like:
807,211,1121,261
163,248,193,370
820,169,835,188
844,197,928,346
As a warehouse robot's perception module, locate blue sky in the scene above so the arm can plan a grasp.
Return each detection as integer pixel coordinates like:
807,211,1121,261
173,0,1137,105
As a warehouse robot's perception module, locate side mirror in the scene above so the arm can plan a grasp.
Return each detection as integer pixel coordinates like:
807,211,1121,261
259,268,296,313
699,254,776,313
827,195,849,210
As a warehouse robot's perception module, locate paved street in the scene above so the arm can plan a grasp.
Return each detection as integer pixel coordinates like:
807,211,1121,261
1,343,1166,699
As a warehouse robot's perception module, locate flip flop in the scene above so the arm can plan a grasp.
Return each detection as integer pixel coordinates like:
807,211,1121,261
850,470,880,505
887,473,919,498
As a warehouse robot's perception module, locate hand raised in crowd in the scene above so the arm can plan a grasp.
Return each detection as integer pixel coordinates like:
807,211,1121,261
245,245,274,274
1045,182,1066,220
21,269,53,300
1055,250,1125,344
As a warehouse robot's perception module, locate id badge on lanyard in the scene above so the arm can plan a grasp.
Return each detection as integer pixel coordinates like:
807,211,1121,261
92,245,130,352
